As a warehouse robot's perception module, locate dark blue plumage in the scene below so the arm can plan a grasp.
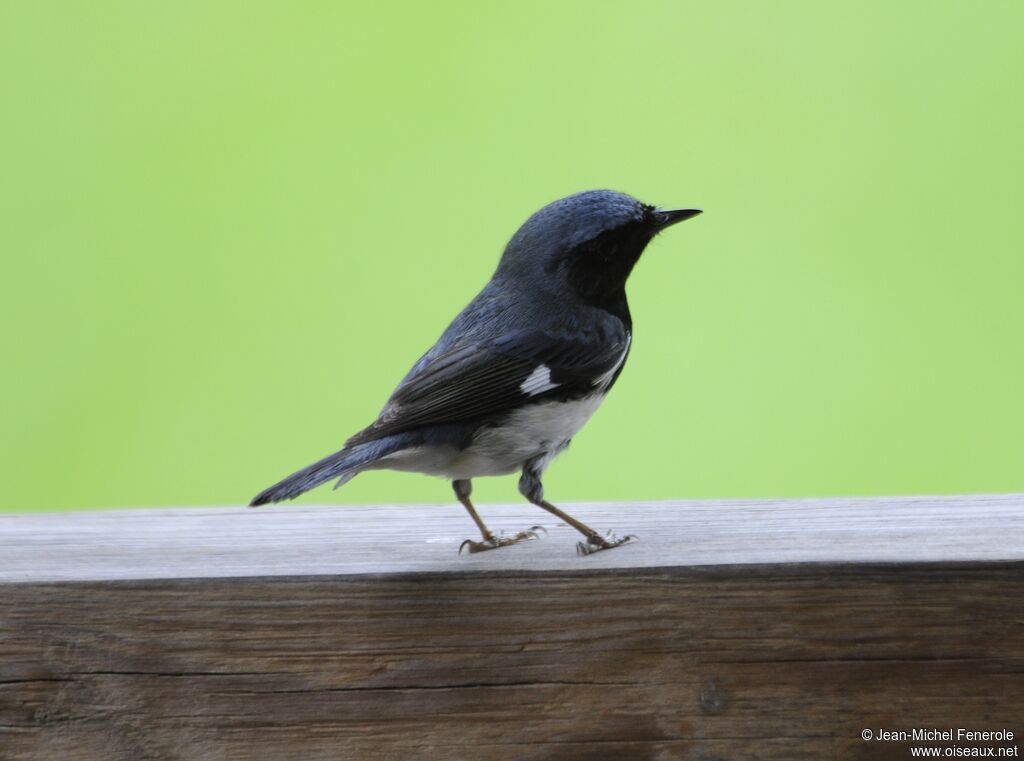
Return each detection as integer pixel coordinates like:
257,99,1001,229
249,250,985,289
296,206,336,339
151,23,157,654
251,189,701,554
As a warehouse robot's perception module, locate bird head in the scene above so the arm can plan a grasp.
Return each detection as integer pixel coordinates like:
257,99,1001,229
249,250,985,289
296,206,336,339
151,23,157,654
495,190,700,316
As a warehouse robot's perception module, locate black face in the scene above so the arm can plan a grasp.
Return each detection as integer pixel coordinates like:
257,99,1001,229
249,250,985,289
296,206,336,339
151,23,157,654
548,210,661,324
496,190,701,326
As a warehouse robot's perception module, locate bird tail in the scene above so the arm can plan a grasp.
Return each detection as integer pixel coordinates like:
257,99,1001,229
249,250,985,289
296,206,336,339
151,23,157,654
249,436,408,507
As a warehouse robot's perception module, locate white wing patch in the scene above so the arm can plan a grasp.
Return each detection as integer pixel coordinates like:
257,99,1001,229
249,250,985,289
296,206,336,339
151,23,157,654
520,365,559,396
593,333,631,388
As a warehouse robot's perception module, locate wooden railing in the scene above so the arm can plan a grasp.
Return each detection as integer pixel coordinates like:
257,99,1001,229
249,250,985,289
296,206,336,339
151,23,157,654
2,494,1022,760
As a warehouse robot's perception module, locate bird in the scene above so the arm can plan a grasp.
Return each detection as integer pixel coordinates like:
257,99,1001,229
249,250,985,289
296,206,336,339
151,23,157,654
251,189,701,554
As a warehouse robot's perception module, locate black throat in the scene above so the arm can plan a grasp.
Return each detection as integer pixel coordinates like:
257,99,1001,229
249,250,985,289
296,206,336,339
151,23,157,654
550,222,654,327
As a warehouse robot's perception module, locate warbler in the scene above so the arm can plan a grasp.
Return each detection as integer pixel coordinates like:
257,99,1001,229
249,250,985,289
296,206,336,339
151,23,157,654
251,190,701,554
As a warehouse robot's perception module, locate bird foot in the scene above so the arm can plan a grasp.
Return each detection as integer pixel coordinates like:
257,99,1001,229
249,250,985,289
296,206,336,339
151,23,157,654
459,526,546,554
576,531,636,556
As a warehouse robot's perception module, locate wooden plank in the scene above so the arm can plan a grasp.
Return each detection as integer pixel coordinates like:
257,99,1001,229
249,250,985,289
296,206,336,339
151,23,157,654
1,496,1022,760
1,493,1022,582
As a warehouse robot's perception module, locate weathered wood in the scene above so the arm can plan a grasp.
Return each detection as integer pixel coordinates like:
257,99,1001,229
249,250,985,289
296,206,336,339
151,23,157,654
2,494,1023,581
1,495,1022,760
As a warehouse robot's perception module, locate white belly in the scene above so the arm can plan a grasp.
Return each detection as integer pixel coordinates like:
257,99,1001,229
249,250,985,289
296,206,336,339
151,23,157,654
374,394,607,480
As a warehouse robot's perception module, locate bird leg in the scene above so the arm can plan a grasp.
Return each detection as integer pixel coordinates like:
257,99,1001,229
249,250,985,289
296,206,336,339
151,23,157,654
453,480,543,554
519,463,635,555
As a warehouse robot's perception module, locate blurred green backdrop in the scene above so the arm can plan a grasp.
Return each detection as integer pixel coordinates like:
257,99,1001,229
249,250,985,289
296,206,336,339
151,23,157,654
1,1,1022,512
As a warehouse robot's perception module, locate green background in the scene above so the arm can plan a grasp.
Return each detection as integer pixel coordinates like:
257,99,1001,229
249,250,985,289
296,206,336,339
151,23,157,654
2,2,1022,512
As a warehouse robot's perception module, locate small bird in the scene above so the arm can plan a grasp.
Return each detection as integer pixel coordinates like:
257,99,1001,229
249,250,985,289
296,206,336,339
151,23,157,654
251,190,701,554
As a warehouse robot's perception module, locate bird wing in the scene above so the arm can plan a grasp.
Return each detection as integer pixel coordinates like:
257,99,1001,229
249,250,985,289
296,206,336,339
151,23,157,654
345,327,630,446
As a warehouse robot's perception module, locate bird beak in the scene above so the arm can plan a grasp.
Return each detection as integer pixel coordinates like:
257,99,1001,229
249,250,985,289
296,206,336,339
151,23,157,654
652,208,702,231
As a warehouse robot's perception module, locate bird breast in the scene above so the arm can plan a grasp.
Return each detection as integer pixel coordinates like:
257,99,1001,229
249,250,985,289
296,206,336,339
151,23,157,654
374,393,609,480
460,393,608,476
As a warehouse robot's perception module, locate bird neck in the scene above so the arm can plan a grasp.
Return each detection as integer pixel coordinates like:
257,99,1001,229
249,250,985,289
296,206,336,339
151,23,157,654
557,229,650,328
565,273,633,328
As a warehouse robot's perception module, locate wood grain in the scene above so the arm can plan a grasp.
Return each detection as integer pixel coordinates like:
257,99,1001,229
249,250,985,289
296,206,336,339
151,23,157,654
1,494,1022,581
1,496,1022,760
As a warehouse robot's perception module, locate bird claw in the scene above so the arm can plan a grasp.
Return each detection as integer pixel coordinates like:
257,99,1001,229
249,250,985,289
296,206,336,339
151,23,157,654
576,531,637,556
458,527,545,554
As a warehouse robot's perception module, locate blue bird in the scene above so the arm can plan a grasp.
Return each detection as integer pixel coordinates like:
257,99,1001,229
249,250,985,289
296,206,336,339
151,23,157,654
251,190,701,554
